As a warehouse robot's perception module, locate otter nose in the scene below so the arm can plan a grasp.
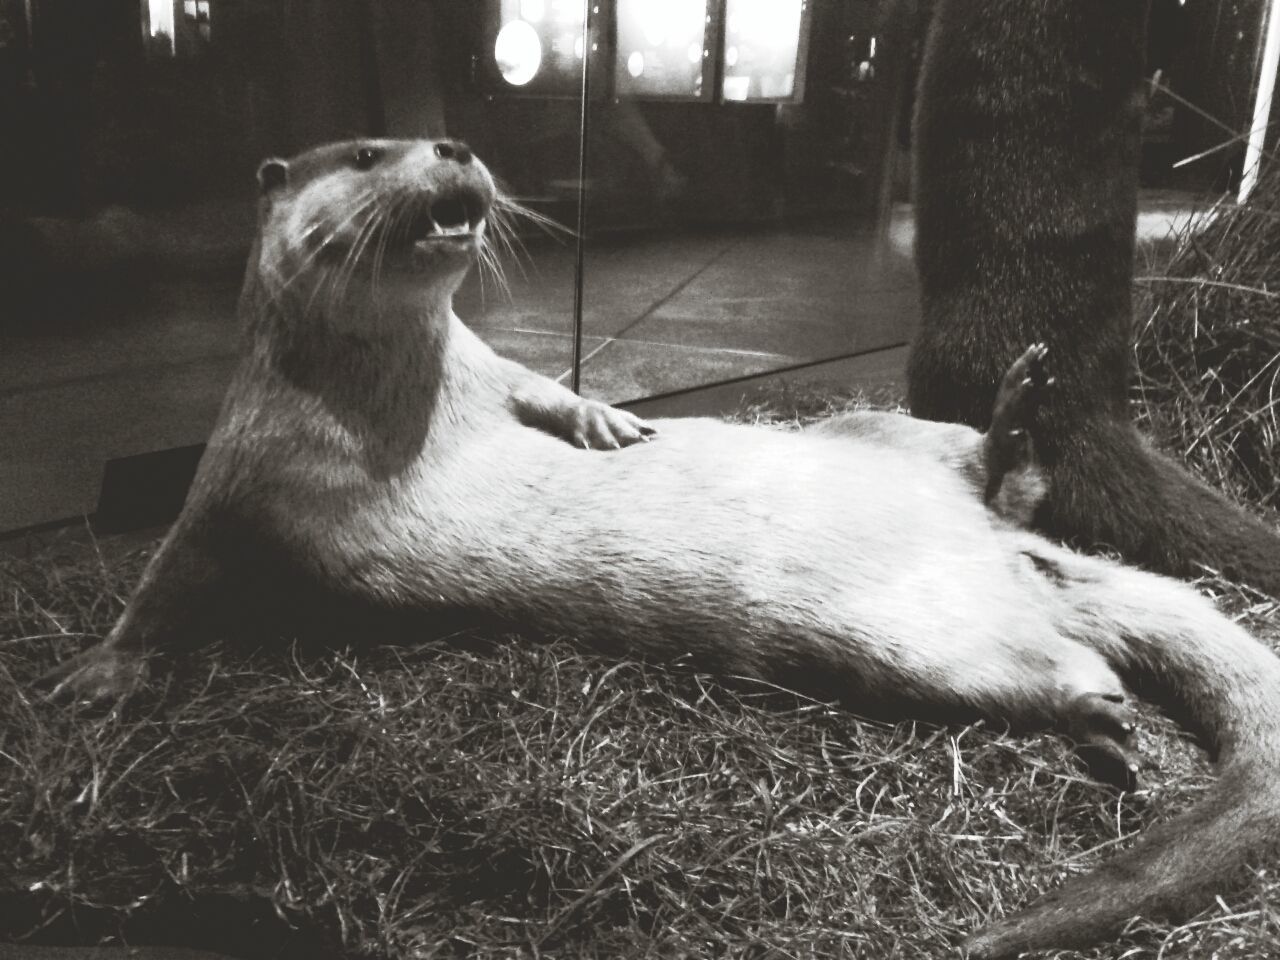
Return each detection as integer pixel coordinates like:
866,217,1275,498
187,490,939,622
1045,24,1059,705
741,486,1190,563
433,139,472,165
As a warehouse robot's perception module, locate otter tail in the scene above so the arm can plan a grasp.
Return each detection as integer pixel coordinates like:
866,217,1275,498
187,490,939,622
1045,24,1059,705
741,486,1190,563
1038,415,1280,598
966,546,1280,958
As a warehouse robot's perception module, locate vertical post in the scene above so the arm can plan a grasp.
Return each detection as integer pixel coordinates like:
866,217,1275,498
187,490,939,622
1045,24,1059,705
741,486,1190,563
570,0,593,396
1240,0,1280,202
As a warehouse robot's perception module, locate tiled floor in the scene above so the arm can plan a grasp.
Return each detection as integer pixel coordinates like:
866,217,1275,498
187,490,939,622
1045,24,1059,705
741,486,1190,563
1,220,917,533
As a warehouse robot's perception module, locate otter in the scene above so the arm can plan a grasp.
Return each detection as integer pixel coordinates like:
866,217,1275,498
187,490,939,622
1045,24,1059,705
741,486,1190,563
43,138,1280,959
909,0,1280,594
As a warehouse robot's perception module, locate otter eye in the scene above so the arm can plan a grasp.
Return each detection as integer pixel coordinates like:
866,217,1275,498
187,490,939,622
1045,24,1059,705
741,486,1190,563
354,147,382,170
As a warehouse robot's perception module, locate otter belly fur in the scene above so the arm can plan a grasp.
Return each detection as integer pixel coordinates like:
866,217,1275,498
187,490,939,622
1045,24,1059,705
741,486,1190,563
45,138,1280,959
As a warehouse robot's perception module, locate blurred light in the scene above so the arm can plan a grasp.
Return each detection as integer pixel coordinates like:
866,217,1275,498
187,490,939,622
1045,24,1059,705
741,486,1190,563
551,0,584,24
615,0,711,98
574,34,584,58
520,0,545,23
723,76,749,101
730,0,801,40
722,0,804,101
869,36,876,57
495,20,542,85
148,0,175,37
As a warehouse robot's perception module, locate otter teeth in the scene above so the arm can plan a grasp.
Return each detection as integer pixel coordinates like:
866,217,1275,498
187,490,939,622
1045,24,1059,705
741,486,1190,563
432,221,472,237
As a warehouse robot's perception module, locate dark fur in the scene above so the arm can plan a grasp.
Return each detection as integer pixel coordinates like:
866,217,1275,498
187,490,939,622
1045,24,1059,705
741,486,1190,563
908,0,1280,593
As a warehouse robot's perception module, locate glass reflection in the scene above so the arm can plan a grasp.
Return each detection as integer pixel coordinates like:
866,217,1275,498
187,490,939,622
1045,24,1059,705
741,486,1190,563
491,0,592,96
2,0,906,534
615,0,711,99
575,0,908,404
723,0,808,101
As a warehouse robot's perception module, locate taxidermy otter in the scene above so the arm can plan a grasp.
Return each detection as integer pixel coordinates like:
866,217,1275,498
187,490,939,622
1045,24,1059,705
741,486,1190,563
909,0,1280,594
40,138,1280,959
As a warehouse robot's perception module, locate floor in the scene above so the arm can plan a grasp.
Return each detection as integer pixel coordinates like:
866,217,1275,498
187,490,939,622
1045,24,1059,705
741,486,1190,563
1,219,918,534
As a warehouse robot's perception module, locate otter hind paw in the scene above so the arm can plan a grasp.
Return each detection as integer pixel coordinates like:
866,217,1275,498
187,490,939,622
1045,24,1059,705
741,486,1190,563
983,343,1053,503
1064,691,1140,791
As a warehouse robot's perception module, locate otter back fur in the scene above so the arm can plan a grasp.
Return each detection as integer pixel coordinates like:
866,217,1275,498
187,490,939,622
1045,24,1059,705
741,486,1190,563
44,139,1280,958
908,0,1280,594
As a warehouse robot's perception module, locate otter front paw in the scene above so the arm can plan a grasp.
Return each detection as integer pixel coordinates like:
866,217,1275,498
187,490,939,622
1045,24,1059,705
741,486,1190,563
568,400,656,450
42,644,148,707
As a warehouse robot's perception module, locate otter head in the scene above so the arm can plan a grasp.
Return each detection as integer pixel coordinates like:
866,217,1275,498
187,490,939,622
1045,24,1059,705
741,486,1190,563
253,138,496,312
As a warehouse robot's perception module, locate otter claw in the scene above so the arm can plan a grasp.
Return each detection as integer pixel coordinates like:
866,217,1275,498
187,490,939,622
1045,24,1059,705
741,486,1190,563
1065,691,1141,791
571,401,656,452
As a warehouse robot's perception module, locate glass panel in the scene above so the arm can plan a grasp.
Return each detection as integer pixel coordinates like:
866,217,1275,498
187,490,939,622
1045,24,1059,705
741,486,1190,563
0,0,585,533
574,0,914,406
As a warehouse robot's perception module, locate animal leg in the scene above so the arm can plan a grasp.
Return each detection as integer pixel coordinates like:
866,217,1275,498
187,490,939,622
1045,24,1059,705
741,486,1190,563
41,518,225,705
500,361,654,449
885,587,1139,789
997,651,1138,789
965,539,1280,958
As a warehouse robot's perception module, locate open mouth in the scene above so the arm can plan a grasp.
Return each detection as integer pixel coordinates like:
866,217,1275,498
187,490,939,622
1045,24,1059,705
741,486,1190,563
408,186,488,249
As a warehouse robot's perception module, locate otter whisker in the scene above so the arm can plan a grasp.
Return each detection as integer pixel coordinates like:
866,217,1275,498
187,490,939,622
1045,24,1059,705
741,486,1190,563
473,212,511,301
478,192,573,298
493,193,573,240
271,191,384,299
369,189,415,301
479,242,512,304
333,198,390,309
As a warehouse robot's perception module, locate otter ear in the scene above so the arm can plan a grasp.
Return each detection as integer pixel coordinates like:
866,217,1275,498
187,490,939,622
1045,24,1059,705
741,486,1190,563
257,158,289,194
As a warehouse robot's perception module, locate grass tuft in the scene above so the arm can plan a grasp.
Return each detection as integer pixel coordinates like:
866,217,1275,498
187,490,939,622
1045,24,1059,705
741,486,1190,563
1133,169,1280,511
